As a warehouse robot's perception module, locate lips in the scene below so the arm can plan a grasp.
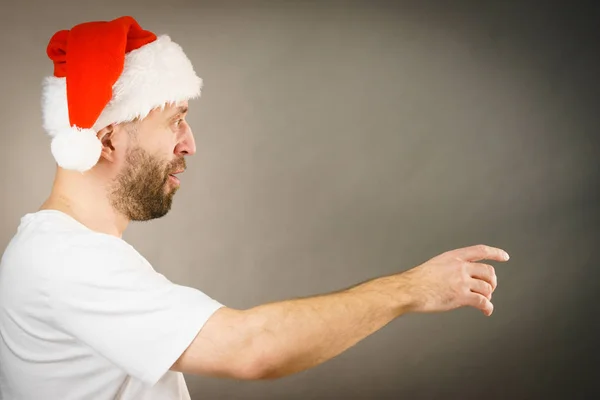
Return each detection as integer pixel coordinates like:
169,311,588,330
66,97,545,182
168,169,184,177
167,169,184,185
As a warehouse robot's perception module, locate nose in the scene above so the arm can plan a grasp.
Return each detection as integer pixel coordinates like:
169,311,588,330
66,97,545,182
174,122,196,156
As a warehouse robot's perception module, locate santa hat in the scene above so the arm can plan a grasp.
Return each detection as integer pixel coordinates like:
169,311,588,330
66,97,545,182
41,16,202,172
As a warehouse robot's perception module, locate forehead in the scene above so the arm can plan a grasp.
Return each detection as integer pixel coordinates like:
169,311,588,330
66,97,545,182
149,100,189,119
128,101,188,131
163,100,189,114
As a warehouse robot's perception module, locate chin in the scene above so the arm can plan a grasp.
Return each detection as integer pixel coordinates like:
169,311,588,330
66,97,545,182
128,193,177,222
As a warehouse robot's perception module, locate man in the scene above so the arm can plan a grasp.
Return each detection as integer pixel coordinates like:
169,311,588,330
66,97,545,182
0,16,509,400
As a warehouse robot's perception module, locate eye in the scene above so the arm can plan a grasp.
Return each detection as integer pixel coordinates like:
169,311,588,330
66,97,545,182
173,118,184,128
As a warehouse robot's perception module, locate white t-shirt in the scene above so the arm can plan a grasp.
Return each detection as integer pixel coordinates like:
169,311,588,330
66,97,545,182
0,210,225,400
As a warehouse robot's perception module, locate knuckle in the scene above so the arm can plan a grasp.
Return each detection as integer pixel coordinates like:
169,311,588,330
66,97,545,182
480,297,489,310
459,292,472,306
461,285,471,296
485,282,493,295
473,295,485,308
459,261,470,273
460,270,471,286
476,244,488,253
441,249,453,258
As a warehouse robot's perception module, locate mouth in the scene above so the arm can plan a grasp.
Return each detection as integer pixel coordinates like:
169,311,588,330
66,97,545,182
168,170,185,185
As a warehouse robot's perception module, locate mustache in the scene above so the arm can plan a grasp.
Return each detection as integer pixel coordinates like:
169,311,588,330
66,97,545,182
167,157,186,174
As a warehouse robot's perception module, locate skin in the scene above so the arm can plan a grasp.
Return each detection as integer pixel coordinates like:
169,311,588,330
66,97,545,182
40,101,194,236
40,101,510,381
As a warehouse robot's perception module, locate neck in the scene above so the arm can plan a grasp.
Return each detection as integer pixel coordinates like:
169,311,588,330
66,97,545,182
40,167,129,238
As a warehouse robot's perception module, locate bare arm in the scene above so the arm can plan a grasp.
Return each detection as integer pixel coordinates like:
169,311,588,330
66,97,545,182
172,274,413,380
171,244,509,380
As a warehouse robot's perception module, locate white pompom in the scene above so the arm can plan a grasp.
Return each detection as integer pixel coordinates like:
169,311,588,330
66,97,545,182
50,126,102,172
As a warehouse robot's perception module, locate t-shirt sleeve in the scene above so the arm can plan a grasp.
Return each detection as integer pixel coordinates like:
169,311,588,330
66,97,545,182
48,236,225,386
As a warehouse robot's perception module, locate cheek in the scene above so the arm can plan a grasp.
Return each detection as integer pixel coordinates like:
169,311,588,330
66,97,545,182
112,146,134,172
142,135,176,159
158,131,179,154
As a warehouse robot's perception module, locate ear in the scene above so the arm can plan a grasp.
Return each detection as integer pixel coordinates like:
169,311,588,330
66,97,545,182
97,125,117,161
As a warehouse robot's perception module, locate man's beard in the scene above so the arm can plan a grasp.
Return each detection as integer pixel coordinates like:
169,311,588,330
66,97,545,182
109,147,186,221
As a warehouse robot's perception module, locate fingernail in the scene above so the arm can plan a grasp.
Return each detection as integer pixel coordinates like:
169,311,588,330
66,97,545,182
503,251,510,260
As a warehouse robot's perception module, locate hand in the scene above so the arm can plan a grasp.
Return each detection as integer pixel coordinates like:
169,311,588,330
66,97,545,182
401,244,510,316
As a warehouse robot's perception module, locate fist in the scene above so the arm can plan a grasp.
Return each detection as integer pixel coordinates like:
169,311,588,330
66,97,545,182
401,245,510,316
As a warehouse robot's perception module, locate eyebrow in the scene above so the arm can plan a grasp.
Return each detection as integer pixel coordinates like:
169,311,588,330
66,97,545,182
168,106,188,121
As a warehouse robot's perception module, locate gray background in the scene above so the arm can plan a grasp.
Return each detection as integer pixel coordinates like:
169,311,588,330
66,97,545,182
1,0,598,398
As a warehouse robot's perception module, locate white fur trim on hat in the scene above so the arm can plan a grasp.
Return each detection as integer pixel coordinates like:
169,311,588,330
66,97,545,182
41,35,203,172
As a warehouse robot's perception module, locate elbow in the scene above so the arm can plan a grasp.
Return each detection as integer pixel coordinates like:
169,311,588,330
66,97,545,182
237,366,269,381
229,313,282,380
232,358,264,380
173,307,284,381
230,336,285,380
224,309,287,380
233,351,280,381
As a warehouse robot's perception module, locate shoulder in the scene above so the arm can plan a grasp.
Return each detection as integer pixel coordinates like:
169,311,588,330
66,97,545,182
3,210,149,285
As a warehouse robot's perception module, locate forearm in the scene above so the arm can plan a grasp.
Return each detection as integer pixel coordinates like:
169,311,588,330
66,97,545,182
242,274,414,379
177,244,506,380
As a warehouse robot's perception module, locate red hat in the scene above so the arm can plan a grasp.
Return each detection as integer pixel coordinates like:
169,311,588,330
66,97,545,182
41,16,202,172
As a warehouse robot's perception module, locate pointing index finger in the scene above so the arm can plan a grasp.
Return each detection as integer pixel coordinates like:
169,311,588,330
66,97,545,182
458,244,510,262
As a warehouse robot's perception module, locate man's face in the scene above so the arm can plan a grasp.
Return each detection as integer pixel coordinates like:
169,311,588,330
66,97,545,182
108,101,196,221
